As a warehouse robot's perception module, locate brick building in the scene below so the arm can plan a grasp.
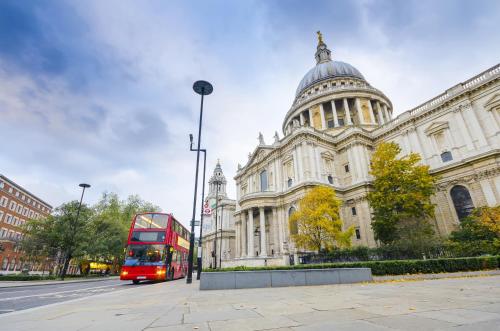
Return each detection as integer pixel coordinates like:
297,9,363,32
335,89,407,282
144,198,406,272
0,175,52,274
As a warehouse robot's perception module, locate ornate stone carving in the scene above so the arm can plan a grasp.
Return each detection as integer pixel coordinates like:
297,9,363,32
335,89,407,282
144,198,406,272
258,132,265,145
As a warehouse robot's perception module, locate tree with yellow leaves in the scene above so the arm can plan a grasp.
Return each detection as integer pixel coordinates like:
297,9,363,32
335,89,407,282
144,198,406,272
289,186,354,253
476,205,500,237
367,142,437,246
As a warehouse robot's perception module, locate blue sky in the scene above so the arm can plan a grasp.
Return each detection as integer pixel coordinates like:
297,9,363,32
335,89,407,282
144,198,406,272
1,0,499,226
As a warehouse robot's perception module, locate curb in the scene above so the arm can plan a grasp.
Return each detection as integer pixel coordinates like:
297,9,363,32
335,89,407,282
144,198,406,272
0,276,120,288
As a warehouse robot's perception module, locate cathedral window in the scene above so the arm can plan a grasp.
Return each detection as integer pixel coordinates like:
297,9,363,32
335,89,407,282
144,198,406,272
327,119,334,128
344,164,350,173
355,228,361,240
260,170,268,192
351,207,357,216
338,118,345,126
441,151,453,162
287,178,293,188
450,185,474,220
327,175,333,184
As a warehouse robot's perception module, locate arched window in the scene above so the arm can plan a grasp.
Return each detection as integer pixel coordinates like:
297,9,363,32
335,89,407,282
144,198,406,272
289,207,298,235
260,170,268,192
327,175,333,184
450,185,474,220
287,178,293,188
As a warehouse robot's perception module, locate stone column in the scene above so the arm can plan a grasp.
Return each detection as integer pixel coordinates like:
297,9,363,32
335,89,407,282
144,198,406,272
296,143,303,182
376,101,385,124
272,208,280,255
383,104,390,121
367,100,376,124
331,100,339,127
278,207,285,252
235,219,240,258
293,148,299,183
343,98,352,125
308,110,313,127
319,103,326,129
259,207,267,257
247,209,255,257
241,212,247,257
355,98,364,125
462,104,488,148
299,112,304,126
347,147,357,182
453,109,474,151
276,158,283,192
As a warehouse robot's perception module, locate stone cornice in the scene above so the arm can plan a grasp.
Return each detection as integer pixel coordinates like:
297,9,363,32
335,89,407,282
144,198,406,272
372,64,500,140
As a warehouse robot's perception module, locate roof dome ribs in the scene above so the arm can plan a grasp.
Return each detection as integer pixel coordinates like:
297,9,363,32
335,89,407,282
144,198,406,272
295,32,366,98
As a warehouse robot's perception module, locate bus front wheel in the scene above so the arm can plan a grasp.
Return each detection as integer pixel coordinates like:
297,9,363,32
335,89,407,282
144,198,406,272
132,280,140,285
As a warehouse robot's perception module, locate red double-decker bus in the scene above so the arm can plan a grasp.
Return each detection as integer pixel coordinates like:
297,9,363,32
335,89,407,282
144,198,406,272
120,212,190,284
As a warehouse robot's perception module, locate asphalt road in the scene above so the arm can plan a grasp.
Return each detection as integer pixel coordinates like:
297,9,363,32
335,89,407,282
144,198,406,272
0,279,155,314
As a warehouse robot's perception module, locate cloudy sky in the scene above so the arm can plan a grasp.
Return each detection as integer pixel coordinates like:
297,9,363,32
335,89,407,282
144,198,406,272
1,0,499,227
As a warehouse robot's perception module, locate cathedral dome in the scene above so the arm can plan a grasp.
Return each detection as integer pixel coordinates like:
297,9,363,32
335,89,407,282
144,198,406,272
295,32,366,98
295,60,365,97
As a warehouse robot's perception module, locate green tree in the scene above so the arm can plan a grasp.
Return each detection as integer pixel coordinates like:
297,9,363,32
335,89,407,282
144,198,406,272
367,142,437,246
447,206,500,256
22,201,93,278
86,193,161,272
289,186,354,252
21,215,60,274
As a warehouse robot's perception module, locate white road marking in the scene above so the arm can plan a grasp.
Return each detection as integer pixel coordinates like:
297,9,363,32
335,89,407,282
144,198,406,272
0,283,121,301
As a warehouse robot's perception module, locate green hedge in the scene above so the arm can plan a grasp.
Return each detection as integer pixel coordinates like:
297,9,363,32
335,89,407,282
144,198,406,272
204,256,500,276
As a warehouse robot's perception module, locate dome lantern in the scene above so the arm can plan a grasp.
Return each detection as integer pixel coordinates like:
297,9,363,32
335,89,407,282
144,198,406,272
315,31,332,64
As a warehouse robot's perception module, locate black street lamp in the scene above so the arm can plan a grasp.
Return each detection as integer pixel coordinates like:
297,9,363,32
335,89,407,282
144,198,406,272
189,134,207,281
61,183,90,280
187,80,213,284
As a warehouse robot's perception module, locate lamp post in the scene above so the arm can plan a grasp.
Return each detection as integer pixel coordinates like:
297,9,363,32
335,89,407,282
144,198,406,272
189,134,207,281
187,80,213,284
61,183,90,280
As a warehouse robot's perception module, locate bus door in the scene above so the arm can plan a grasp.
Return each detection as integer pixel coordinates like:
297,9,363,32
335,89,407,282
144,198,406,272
166,246,173,278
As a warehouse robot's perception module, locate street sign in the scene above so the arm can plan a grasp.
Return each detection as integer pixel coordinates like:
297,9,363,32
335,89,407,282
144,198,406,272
191,220,201,226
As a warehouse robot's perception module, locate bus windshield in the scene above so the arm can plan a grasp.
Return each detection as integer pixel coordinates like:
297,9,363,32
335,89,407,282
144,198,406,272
125,244,166,266
134,214,168,229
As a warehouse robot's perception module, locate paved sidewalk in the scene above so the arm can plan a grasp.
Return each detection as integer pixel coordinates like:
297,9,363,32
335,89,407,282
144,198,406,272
373,269,500,282
0,275,499,330
0,276,119,288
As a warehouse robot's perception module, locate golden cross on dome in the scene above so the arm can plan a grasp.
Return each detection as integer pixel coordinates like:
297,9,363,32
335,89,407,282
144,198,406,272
317,30,324,44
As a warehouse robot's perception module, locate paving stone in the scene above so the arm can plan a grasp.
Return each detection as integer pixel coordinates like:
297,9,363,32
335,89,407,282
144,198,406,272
414,308,500,324
440,319,500,330
288,308,382,324
183,308,261,323
291,319,394,331
209,315,300,331
145,322,210,331
366,313,458,330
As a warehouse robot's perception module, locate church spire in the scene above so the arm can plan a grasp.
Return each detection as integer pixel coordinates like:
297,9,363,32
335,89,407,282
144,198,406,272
315,30,332,64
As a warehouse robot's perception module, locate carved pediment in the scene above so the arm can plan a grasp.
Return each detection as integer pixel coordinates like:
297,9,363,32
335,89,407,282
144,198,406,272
424,121,449,136
484,93,500,111
320,151,335,160
245,146,272,169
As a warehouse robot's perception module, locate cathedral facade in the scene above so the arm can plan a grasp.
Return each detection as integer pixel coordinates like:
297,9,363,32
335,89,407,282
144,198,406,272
202,34,500,268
